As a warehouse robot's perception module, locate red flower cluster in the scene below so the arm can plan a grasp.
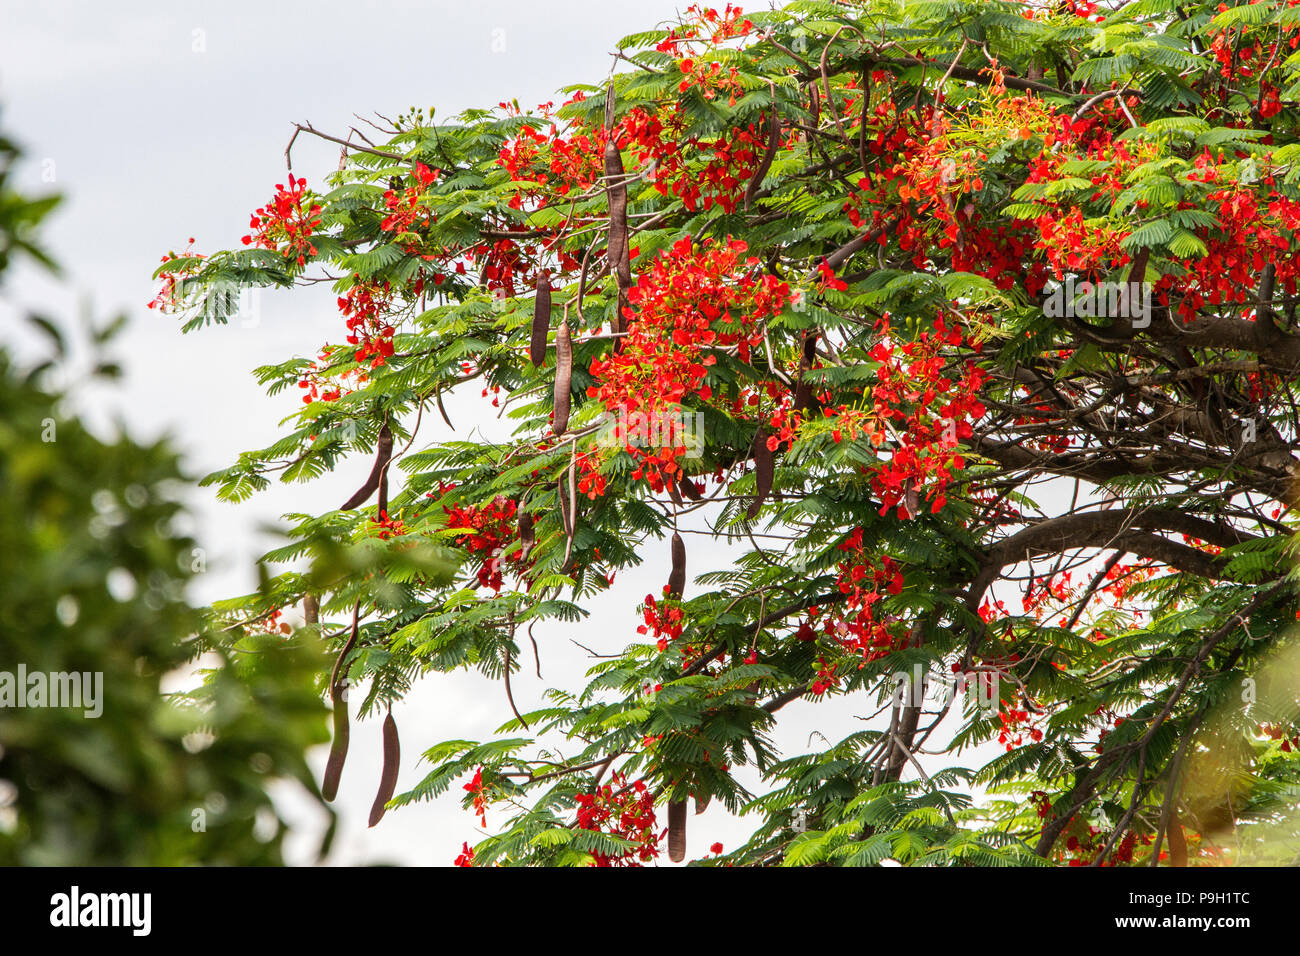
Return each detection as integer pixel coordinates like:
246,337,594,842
241,176,322,266
638,593,686,652
583,237,789,493
338,276,397,369
379,161,440,236
836,314,985,518
445,496,529,592
997,702,1043,750
574,773,661,866
1260,723,1300,753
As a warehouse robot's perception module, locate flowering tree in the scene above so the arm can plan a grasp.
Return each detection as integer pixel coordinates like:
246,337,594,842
158,0,1300,866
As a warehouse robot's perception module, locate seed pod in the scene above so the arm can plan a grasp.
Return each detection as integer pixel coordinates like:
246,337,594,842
322,605,360,801
678,474,702,501
368,712,401,828
340,422,393,510
793,330,820,415
1126,246,1150,289
667,798,688,863
744,107,781,211
518,511,535,562
303,593,319,626
322,694,348,802
553,321,572,435
667,477,683,506
695,793,711,815
904,480,919,520
747,428,774,519
530,273,550,367
604,137,631,337
667,531,686,599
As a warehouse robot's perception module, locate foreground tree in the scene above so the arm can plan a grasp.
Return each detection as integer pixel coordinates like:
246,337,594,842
0,119,332,865
159,0,1300,865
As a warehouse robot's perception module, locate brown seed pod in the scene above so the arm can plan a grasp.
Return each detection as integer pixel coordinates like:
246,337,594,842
747,428,774,519
340,422,393,510
1126,246,1150,289
667,798,688,863
530,273,551,367
518,511,535,562
695,793,711,815
368,712,401,828
604,137,631,337
903,479,919,520
744,107,781,211
667,531,686,599
678,474,703,501
793,330,820,415
322,604,361,802
553,321,572,435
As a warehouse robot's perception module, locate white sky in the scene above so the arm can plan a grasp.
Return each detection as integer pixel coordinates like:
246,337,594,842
0,1,1006,866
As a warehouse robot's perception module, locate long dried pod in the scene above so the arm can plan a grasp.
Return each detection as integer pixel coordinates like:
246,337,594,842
518,511,536,562
678,473,703,501
322,604,360,801
747,428,774,519
695,793,711,815
340,422,393,510
303,593,319,626
530,273,551,367
744,105,781,211
368,711,401,828
553,321,572,435
667,531,686,599
667,798,688,863
793,329,820,415
604,133,631,336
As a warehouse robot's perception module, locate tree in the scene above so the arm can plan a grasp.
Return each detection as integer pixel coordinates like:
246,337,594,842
158,0,1300,866
0,118,332,865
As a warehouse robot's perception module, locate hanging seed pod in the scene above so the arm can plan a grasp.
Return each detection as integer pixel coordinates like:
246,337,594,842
904,479,919,520
340,422,393,510
1126,246,1150,289
518,511,535,562
667,478,683,507
667,798,688,863
667,531,686,599
695,793,711,815
678,474,702,501
793,330,820,415
368,712,401,828
530,273,551,367
747,428,774,519
303,593,319,626
553,321,572,435
744,107,781,211
322,605,360,801
604,132,631,337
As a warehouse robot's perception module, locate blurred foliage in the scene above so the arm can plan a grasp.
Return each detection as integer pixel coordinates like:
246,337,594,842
0,114,333,865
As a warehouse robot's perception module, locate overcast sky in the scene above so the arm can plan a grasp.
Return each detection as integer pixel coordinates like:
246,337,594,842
0,1,997,866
